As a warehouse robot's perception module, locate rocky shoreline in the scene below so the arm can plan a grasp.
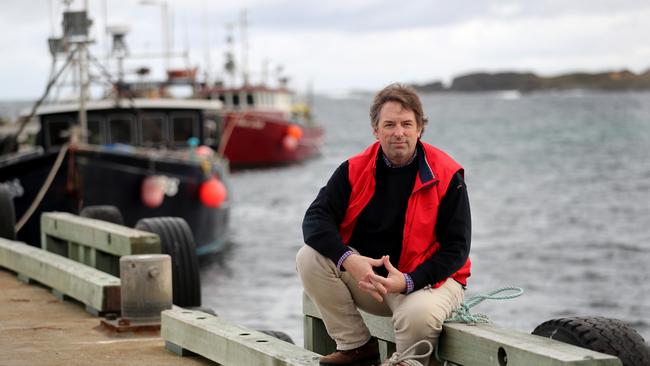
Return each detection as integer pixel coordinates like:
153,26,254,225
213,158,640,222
413,69,650,92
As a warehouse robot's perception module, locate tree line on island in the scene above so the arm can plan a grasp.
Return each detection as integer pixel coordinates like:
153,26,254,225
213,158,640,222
412,68,650,92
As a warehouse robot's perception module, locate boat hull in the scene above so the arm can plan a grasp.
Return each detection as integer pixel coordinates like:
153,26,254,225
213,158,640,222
220,111,324,168
0,146,230,256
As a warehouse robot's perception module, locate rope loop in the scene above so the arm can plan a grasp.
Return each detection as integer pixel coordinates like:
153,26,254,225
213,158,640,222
435,286,524,363
445,286,524,324
384,339,433,366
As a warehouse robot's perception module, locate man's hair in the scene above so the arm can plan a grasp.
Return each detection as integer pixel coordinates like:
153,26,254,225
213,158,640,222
369,83,428,133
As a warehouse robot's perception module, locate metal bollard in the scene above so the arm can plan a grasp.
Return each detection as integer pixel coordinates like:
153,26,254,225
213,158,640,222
119,254,172,322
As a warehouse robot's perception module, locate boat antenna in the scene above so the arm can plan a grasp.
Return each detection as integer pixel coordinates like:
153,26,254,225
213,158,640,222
63,8,93,143
240,9,249,85
106,25,129,87
202,0,212,86
224,23,236,87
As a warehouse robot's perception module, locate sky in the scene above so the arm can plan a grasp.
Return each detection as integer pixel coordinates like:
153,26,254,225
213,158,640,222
1,0,650,100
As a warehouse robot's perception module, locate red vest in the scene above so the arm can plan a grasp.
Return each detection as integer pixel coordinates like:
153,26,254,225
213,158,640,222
339,141,471,288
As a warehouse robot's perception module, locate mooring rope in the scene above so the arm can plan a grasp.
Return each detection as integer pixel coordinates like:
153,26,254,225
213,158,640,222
434,286,524,363
446,286,524,324
15,144,70,232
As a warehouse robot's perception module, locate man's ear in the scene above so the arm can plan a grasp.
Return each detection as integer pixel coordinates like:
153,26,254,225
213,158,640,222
373,127,379,140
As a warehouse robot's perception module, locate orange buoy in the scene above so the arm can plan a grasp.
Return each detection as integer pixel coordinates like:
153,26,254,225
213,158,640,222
287,124,303,139
199,177,227,208
141,176,164,208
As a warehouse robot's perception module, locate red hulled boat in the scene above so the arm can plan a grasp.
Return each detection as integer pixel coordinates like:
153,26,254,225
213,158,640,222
200,84,324,169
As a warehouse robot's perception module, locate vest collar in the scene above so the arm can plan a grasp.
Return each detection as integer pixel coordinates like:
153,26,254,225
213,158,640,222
416,141,437,187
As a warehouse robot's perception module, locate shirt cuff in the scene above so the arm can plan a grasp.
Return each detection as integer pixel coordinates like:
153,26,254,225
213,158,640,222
336,250,354,271
403,273,415,294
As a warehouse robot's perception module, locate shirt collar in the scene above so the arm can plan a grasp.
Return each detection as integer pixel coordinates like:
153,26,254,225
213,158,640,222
381,148,417,169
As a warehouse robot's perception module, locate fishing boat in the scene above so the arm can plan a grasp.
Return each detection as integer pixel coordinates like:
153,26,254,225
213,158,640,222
0,9,231,256
199,84,324,168
194,11,324,169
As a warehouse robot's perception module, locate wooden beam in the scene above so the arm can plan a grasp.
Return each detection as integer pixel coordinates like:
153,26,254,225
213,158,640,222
302,292,394,342
0,238,121,313
303,293,621,366
41,212,160,257
439,323,621,365
162,307,321,366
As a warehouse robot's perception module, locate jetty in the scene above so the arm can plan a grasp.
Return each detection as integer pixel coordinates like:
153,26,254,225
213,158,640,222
0,212,623,365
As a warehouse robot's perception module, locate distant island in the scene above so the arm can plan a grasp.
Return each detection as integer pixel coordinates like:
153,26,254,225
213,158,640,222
412,68,650,92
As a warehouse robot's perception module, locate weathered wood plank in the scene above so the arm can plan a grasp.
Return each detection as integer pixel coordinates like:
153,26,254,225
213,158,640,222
302,292,395,342
41,212,160,256
303,293,621,366
162,307,321,366
303,315,335,356
439,323,621,365
0,238,121,312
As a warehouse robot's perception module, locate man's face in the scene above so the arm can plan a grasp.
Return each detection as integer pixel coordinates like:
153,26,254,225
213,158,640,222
373,101,422,165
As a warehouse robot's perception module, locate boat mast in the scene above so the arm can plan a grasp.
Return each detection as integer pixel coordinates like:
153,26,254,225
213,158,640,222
240,9,249,85
224,23,236,87
59,1,93,143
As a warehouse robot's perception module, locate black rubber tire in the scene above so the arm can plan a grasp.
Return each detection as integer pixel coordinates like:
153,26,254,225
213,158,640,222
259,330,295,344
532,316,650,366
0,186,16,240
135,217,201,307
80,205,124,225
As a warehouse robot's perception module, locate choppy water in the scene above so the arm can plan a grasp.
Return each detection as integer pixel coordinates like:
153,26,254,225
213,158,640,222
5,91,648,344
200,91,650,345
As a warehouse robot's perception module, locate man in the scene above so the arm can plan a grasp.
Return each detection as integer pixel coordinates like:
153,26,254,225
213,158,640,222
296,83,471,366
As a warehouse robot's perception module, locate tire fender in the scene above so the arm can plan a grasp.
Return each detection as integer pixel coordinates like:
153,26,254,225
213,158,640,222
135,217,201,307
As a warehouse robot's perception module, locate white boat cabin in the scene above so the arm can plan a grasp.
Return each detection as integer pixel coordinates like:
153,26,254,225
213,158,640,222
26,99,223,151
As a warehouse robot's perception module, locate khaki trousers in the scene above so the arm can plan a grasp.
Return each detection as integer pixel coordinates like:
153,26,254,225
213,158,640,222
296,245,464,364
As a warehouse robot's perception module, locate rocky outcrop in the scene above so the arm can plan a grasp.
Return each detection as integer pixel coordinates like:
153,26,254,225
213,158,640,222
412,68,650,92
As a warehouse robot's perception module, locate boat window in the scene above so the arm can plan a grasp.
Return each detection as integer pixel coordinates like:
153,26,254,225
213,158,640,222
246,92,254,106
46,120,72,148
203,112,222,147
232,93,240,107
217,94,226,105
87,119,105,145
171,113,197,145
140,114,165,147
108,115,135,144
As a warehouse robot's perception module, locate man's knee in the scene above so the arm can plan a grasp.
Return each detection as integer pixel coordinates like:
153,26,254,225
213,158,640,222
393,302,447,338
296,245,315,270
296,245,331,278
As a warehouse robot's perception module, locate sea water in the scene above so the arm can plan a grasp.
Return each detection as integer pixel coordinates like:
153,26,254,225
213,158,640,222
5,91,647,344
200,91,650,345
1,92,636,344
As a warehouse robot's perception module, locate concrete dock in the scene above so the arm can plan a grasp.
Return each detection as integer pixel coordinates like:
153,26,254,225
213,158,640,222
0,268,211,365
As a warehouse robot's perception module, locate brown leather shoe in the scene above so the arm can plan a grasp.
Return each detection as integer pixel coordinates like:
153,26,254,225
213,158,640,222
319,338,380,366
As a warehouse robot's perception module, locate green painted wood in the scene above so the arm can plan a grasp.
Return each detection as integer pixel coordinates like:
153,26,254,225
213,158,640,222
302,292,395,343
303,316,335,356
439,322,622,366
0,238,121,312
302,293,621,366
162,307,321,366
41,234,68,257
378,339,396,362
41,212,161,257
165,340,196,357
